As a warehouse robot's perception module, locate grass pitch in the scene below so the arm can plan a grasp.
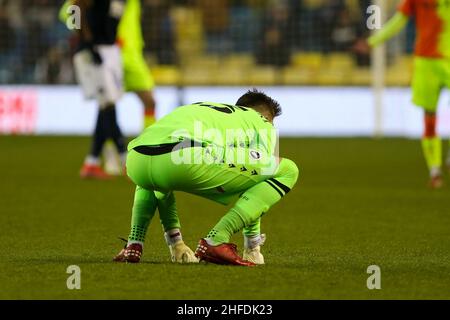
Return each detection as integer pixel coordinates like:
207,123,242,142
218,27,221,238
1,136,449,299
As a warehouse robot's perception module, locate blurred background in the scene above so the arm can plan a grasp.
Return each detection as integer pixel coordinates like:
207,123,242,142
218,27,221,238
0,0,416,85
0,0,448,137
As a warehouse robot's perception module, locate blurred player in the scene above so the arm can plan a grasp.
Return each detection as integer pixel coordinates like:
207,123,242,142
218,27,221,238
113,90,299,266
61,0,157,176
69,0,127,179
367,0,450,188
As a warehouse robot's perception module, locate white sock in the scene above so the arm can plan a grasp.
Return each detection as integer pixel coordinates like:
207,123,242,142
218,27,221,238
430,167,441,178
164,228,182,246
244,234,266,249
205,238,218,246
127,240,144,247
85,155,100,166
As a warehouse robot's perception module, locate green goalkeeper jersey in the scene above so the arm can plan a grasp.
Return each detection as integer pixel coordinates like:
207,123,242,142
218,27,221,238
128,102,277,162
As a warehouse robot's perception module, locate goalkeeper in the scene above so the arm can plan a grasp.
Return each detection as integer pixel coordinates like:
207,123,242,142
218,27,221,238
113,90,299,266
367,0,450,188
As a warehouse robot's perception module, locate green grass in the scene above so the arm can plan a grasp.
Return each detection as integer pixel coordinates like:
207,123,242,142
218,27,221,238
1,136,449,299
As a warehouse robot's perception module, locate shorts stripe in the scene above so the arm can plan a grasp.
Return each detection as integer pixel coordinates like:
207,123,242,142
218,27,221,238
265,180,284,197
269,178,291,194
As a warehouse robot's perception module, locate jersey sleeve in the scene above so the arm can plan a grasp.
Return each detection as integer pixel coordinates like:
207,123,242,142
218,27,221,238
398,0,415,17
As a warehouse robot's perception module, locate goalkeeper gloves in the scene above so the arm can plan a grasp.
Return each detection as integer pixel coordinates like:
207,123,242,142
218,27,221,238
169,240,199,264
164,229,198,263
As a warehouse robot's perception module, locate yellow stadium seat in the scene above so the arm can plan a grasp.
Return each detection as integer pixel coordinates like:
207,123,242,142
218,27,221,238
215,66,247,85
177,38,204,61
184,55,221,69
222,54,255,68
317,68,351,86
325,53,355,70
172,7,204,58
247,66,277,85
291,52,323,70
351,67,371,86
152,66,181,86
180,67,216,86
390,55,414,72
282,66,318,85
386,68,411,86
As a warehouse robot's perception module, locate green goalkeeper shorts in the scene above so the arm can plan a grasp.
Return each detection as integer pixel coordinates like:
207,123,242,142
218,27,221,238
411,57,450,112
122,49,155,92
126,146,292,206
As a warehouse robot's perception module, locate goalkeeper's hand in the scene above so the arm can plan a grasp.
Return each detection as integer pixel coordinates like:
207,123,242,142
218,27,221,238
169,240,199,263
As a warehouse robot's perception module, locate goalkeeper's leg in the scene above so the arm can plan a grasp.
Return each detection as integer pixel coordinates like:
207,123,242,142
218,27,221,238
122,49,156,129
195,158,299,265
113,185,158,263
156,191,198,263
114,188,197,263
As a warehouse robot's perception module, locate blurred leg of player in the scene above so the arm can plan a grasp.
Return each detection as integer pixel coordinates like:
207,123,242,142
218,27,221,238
103,141,123,176
413,58,446,188
102,105,127,170
422,112,442,188
124,49,156,129
136,90,156,128
103,49,156,175
74,45,125,179
445,64,450,172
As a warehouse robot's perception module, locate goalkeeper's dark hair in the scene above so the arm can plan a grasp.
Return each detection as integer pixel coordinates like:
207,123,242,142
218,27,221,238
236,89,282,118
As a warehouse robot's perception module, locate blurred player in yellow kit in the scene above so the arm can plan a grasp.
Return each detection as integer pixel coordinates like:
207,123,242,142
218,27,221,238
117,0,156,127
367,0,450,188
60,0,156,177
